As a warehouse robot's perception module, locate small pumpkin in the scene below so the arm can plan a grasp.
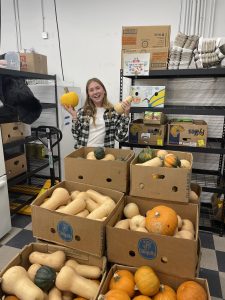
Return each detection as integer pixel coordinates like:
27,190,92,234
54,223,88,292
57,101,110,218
60,87,79,107
4,297,20,300
164,153,181,168
133,296,152,300
177,280,207,300
138,148,155,163
134,266,160,297
109,270,135,297
145,205,178,236
180,159,191,169
153,284,176,300
103,289,131,300
156,149,168,160
34,265,56,292
94,147,105,160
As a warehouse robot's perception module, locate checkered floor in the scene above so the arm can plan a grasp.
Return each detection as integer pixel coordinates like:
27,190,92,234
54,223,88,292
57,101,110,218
0,214,224,299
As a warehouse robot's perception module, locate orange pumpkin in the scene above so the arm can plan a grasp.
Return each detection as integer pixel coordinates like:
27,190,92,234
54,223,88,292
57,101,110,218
134,266,160,297
109,270,135,297
133,296,152,300
177,280,207,300
145,205,178,236
4,297,20,300
103,289,131,300
153,284,176,300
164,153,180,168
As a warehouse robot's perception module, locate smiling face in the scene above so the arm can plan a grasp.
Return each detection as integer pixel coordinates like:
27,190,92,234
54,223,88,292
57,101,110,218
87,80,106,107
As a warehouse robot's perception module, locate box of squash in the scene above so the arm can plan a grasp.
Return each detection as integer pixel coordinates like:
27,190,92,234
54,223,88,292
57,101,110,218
31,181,124,257
64,147,135,193
0,242,106,300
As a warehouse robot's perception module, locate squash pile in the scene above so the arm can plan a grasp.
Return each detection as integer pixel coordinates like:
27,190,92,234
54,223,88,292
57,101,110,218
40,187,116,221
99,266,207,300
86,147,116,161
135,148,191,168
114,202,196,240
1,249,103,300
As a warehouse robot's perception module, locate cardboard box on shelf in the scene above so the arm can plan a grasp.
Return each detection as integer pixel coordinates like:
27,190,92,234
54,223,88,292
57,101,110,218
64,147,135,193
20,53,48,74
129,119,166,146
31,181,124,257
143,111,167,125
106,195,199,278
121,47,169,70
130,85,166,108
167,119,208,147
0,242,106,300
130,149,193,202
98,264,211,300
5,153,27,180
0,122,31,144
122,25,171,49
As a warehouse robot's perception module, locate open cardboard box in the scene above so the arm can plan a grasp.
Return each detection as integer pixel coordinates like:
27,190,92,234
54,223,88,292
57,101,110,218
31,181,124,257
97,264,211,300
0,242,106,300
64,147,135,193
106,195,199,278
130,149,193,202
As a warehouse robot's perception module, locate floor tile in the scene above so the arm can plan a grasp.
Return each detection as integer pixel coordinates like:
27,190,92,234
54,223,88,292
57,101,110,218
199,268,222,298
5,229,36,249
200,248,218,271
216,251,225,272
219,271,225,299
11,214,32,228
214,234,225,252
211,297,223,300
0,227,22,245
0,245,21,271
24,222,32,231
199,230,215,249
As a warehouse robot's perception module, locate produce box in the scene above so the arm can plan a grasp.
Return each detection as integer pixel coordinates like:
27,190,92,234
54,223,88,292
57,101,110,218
130,149,193,202
97,264,211,299
106,195,199,278
129,119,166,146
0,242,106,300
143,111,167,124
5,153,27,180
167,119,208,147
0,122,31,144
130,85,165,108
64,147,135,193
20,52,48,74
31,181,124,257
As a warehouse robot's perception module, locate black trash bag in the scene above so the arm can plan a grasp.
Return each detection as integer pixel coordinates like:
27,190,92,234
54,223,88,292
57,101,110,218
0,76,42,124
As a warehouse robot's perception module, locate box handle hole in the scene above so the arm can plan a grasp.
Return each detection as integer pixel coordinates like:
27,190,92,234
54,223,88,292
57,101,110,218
161,256,168,263
50,228,56,233
75,235,81,241
152,174,165,180
106,178,112,182
78,175,83,180
172,186,178,192
139,183,144,189
129,250,136,257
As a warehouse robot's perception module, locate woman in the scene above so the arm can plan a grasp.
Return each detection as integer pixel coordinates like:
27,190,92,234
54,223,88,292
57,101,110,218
64,78,131,149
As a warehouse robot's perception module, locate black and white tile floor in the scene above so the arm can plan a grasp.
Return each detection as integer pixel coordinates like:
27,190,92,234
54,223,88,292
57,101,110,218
0,214,224,299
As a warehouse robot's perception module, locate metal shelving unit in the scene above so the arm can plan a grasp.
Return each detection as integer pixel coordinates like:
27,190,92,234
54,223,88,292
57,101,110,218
0,68,61,214
119,68,225,235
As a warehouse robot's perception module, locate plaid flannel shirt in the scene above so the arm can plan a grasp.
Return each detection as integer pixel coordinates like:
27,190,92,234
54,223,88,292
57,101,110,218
71,108,130,148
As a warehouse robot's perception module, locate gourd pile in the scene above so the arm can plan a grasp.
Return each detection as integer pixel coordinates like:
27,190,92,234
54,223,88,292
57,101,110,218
40,187,116,221
99,266,207,300
1,249,103,299
86,147,116,161
135,148,191,168
114,202,196,240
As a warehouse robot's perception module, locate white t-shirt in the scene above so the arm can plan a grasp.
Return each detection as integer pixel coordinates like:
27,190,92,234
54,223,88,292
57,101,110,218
87,107,106,147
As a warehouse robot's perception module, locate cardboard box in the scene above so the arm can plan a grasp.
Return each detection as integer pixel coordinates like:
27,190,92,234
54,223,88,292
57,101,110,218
0,122,31,144
130,86,165,108
143,111,167,124
122,47,169,70
20,53,48,74
129,120,166,146
98,264,211,300
167,119,208,147
64,147,135,193
5,153,27,180
122,26,171,49
106,195,199,278
31,181,124,257
130,149,193,202
0,242,106,300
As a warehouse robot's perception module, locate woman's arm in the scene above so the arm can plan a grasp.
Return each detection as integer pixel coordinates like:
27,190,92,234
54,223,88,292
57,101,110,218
71,109,82,149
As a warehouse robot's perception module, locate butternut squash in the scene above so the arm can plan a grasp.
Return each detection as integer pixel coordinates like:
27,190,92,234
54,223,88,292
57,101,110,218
1,266,44,300
27,263,41,281
57,192,87,215
136,157,163,167
56,205,67,212
65,259,102,279
86,199,116,220
40,187,70,210
129,215,146,231
101,153,115,161
174,229,194,240
181,219,194,232
48,287,62,300
71,190,80,200
29,250,66,271
86,198,100,212
177,215,183,230
86,189,113,205
190,190,199,202
62,291,74,300
123,203,140,218
75,209,89,217
56,266,99,300
136,227,148,233
86,151,96,160
114,219,130,229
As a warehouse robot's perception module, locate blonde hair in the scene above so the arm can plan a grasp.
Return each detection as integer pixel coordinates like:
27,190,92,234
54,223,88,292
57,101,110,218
84,78,113,124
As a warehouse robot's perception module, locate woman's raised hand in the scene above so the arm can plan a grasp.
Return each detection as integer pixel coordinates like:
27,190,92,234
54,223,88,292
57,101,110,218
63,105,77,120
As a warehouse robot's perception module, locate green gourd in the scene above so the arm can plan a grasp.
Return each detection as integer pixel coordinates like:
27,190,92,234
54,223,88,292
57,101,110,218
34,265,56,292
137,148,155,163
94,147,105,160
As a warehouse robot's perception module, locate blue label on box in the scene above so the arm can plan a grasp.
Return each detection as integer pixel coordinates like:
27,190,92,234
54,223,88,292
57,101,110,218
138,238,157,260
57,221,73,241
